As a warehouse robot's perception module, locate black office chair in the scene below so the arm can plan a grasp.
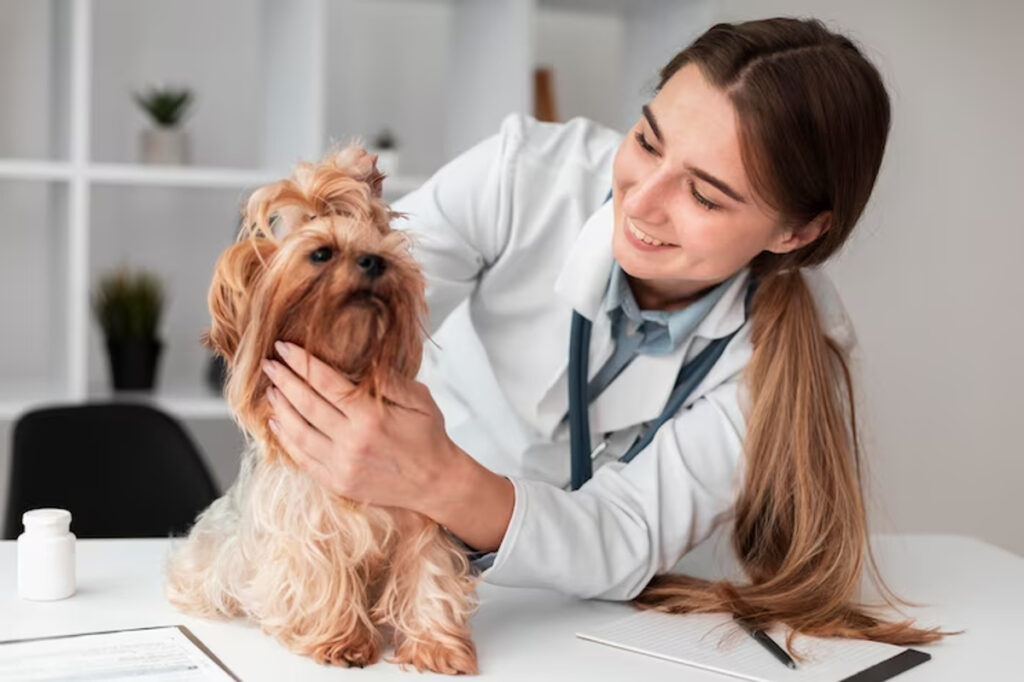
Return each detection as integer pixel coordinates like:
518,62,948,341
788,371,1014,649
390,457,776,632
3,402,220,539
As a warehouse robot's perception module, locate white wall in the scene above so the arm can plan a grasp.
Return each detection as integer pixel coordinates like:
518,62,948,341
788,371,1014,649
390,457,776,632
535,6,624,131
713,0,1024,554
90,0,264,167
1,0,1020,557
325,0,455,176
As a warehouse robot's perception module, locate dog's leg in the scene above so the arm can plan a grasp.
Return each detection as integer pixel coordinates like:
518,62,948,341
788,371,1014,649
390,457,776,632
302,604,384,669
165,448,266,621
250,483,388,668
263,582,384,668
164,490,245,620
377,518,480,675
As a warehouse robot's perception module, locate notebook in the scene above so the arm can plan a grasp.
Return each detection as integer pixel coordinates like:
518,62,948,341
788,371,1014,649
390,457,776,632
577,611,930,682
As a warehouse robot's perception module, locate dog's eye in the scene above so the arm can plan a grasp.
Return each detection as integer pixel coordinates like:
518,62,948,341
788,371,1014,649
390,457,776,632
309,247,333,264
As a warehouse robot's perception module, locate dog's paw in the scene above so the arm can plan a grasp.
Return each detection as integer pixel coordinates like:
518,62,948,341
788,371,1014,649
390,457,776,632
389,637,479,676
313,636,382,668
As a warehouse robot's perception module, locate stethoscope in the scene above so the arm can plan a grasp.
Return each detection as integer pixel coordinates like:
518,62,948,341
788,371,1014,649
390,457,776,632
567,194,759,490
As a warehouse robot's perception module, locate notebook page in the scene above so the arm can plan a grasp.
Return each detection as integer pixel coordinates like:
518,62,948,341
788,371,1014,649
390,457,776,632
577,611,910,682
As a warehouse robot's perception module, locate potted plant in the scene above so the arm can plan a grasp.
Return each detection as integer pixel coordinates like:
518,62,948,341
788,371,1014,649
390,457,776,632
368,127,400,177
93,268,166,391
134,84,194,165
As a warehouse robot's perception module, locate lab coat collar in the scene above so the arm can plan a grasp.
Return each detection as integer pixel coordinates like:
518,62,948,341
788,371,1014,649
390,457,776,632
552,199,751,342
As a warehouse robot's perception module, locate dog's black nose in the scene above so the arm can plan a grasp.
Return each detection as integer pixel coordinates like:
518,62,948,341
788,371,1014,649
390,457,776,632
356,253,386,279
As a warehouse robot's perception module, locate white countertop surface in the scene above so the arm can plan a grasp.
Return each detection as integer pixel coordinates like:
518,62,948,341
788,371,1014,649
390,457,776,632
1,534,1021,680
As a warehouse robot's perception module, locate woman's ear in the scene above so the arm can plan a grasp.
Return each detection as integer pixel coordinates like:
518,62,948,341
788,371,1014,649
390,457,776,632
203,238,278,363
766,211,832,254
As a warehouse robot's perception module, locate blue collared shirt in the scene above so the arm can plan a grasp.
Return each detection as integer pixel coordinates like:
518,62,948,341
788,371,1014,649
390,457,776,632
586,261,739,402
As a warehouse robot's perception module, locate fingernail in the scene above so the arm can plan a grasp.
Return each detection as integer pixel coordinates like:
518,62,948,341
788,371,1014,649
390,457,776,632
262,359,276,376
268,418,280,434
274,341,289,358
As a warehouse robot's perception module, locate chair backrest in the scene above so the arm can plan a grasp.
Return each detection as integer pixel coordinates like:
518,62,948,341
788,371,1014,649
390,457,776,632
3,402,220,539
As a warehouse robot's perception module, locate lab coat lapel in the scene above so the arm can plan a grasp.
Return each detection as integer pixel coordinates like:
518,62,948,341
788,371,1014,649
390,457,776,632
587,268,751,434
534,201,616,437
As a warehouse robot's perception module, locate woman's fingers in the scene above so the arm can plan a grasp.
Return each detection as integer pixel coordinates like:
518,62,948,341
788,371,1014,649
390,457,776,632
266,384,333,463
262,357,343,437
379,376,430,414
267,410,334,484
272,341,361,415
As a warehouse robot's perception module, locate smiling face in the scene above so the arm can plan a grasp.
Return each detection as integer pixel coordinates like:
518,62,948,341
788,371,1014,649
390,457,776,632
611,62,819,309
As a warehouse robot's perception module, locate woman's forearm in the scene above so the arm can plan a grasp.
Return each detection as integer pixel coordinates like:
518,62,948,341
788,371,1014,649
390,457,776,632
423,441,515,553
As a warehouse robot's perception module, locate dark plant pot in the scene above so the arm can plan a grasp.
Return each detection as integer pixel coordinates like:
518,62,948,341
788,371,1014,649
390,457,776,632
206,353,228,394
106,338,163,391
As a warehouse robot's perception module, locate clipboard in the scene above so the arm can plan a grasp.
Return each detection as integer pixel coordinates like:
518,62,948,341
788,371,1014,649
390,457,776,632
577,611,931,682
0,624,240,681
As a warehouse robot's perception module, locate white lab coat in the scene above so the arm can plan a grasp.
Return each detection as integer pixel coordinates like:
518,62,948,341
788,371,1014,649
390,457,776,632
391,113,859,601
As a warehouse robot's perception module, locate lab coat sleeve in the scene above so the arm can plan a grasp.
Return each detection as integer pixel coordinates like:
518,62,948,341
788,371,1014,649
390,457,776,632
389,115,526,334
480,377,748,601
478,280,863,601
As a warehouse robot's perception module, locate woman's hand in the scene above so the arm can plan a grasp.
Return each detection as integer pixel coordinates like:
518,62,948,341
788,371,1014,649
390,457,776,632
261,341,514,551
262,340,455,512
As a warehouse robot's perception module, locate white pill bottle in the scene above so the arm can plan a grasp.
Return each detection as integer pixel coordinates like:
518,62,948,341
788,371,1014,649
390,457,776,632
18,508,76,600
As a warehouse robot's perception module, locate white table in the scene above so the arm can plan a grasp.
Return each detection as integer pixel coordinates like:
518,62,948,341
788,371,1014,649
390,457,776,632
1,535,1021,680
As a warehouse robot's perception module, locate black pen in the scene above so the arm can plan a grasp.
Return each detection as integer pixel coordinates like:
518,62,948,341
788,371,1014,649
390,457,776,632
733,614,798,670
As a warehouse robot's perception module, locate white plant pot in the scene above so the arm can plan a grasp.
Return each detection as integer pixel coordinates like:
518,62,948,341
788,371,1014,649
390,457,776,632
139,128,190,165
371,149,400,178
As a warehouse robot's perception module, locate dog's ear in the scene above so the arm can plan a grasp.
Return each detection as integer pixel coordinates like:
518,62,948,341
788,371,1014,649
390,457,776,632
204,238,277,363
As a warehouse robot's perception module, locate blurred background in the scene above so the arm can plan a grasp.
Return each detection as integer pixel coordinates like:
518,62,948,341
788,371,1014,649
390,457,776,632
0,0,1020,554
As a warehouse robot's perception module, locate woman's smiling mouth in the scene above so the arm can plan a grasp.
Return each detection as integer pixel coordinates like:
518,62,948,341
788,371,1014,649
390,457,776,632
625,218,678,250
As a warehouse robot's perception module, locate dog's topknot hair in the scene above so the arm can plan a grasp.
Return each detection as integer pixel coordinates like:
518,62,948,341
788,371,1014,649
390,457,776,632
241,143,394,242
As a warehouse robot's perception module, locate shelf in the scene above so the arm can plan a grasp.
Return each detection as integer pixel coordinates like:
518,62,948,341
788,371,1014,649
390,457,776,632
0,160,74,182
0,389,232,421
0,0,644,427
87,163,281,189
0,384,68,421
0,160,427,197
87,162,426,196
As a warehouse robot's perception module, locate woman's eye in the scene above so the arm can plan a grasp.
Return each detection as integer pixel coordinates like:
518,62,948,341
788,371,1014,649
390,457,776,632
634,130,657,155
689,181,720,211
309,246,333,263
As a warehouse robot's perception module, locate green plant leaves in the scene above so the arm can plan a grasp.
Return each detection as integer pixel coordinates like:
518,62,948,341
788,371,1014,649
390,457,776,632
93,269,165,340
133,86,194,127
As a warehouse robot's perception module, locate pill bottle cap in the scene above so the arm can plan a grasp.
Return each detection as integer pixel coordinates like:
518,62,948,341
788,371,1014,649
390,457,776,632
22,508,72,536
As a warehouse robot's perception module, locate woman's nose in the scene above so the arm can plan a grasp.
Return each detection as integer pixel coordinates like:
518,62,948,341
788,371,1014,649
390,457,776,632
624,170,670,224
356,253,387,279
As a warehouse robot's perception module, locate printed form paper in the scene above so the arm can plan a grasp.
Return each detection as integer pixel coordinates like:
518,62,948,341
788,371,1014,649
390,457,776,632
0,625,237,682
578,611,915,682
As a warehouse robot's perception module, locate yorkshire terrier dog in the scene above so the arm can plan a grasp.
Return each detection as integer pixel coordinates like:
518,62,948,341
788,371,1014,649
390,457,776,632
164,146,479,674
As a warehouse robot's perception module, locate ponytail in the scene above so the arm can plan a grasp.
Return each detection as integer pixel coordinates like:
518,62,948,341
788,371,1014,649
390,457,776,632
631,16,955,652
633,270,948,657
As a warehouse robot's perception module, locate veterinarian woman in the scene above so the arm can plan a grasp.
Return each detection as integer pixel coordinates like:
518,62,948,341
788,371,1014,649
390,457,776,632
264,17,943,645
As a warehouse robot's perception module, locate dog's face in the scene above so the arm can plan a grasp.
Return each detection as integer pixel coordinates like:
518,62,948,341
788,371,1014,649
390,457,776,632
205,146,426,450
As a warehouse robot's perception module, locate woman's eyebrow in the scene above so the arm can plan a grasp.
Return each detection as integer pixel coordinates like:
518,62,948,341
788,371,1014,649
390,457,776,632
642,104,748,205
641,104,664,142
686,165,748,204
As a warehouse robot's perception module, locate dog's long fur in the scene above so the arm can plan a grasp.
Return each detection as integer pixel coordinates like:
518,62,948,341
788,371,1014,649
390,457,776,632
165,146,479,674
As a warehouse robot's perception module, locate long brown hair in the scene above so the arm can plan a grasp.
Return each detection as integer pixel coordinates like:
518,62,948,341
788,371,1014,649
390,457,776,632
632,17,951,652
